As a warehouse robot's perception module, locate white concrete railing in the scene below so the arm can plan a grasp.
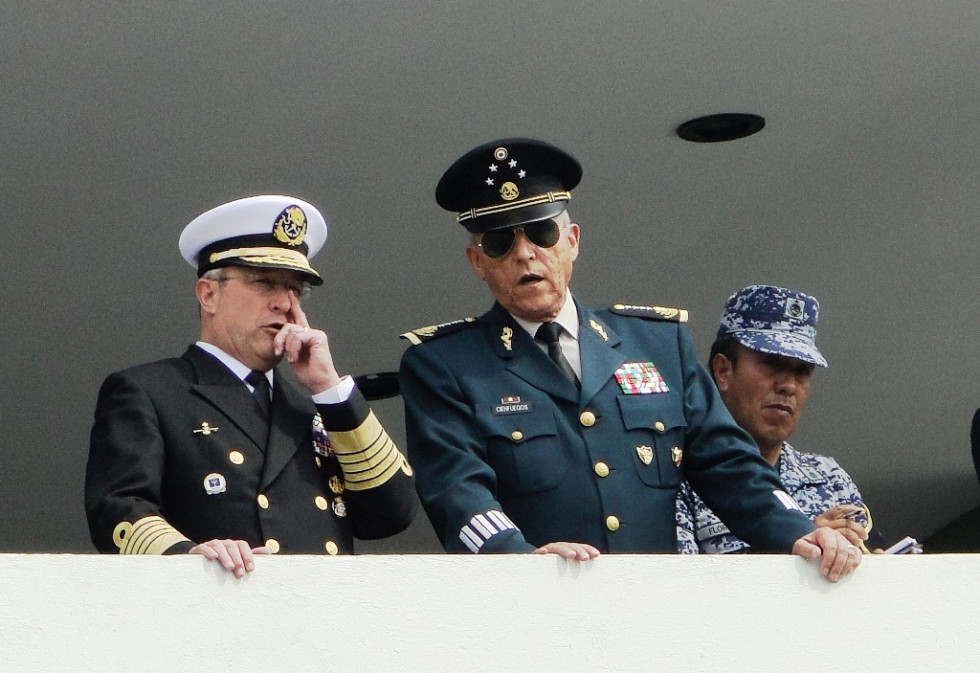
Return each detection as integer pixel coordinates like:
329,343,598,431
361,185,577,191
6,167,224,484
0,553,975,672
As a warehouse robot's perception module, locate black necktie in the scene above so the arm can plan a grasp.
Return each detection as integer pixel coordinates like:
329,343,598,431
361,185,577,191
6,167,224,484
535,322,579,387
245,370,272,421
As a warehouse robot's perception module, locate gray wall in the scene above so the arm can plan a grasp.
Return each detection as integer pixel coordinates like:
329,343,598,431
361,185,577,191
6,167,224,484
2,1,978,553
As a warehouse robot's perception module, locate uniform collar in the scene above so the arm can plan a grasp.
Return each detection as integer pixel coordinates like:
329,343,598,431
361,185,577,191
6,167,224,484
510,289,579,341
195,341,272,386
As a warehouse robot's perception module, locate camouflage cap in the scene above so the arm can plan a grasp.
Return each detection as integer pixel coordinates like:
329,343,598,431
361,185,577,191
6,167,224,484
717,284,828,367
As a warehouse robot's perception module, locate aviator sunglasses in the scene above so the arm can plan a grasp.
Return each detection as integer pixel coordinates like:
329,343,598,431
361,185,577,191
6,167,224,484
477,219,563,259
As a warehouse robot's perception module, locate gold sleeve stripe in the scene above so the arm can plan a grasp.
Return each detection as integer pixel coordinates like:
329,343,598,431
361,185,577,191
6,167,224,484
336,440,404,490
328,411,406,490
113,515,191,555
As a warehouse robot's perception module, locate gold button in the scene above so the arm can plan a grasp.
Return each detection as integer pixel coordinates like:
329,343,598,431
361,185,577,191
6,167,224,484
315,495,329,510
265,538,280,554
606,515,620,531
594,462,610,477
228,450,245,465
325,540,339,556
580,411,596,427
654,421,666,433
257,494,269,509
511,430,524,441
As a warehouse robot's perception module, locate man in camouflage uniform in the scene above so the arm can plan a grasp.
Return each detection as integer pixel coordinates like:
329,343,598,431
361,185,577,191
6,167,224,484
677,284,881,553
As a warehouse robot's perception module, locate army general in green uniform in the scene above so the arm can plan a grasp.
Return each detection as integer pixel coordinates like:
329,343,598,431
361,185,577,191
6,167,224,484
399,138,860,581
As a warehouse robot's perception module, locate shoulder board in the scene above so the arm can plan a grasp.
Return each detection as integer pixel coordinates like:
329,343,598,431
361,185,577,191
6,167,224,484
609,303,689,323
400,317,479,345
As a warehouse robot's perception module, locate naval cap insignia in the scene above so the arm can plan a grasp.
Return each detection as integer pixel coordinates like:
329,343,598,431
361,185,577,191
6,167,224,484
272,205,307,246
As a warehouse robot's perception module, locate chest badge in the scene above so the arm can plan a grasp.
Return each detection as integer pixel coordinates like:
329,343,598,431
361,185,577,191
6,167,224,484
671,446,683,467
203,473,227,495
193,421,219,435
636,445,654,465
615,361,670,394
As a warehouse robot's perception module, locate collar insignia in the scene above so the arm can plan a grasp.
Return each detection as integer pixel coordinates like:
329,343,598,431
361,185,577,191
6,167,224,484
589,319,609,341
501,326,513,351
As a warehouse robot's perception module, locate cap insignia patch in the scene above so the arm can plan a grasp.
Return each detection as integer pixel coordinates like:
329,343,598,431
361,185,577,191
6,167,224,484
500,181,519,201
272,205,307,246
784,297,805,320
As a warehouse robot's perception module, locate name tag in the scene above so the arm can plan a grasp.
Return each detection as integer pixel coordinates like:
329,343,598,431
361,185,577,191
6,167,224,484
493,396,533,415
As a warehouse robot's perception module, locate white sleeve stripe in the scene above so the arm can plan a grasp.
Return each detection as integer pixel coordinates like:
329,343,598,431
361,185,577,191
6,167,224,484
458,509,519,553
773,489,801,511
489,510,516,529
472,514,497,537
459,527,482,553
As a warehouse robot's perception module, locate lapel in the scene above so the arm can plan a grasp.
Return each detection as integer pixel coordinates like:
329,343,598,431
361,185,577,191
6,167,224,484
260,372,315,490
576,304,627,405
485,303,577,403
184,346,269,450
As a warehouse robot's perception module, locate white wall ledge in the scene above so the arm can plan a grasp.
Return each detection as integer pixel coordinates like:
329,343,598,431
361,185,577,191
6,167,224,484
0,553,975,672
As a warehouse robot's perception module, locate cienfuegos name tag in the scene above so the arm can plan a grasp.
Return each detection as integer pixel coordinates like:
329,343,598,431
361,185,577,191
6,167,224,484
493,396,533,415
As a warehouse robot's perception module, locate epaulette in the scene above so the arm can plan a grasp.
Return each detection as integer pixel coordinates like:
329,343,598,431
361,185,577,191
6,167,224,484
400,317,479,345
609,303,689,323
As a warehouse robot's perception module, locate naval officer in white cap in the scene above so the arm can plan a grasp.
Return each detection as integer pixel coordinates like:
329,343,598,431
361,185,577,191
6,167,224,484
86,195,418,576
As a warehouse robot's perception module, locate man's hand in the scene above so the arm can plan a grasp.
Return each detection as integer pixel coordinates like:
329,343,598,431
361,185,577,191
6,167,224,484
274,301,343,394
532,541,601,561
792,527,862,582
189,539,271,578
814,504,870,548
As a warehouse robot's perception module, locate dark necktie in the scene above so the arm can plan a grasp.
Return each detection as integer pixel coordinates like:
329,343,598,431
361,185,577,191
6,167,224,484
245,370,272,421
535,322,579,387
